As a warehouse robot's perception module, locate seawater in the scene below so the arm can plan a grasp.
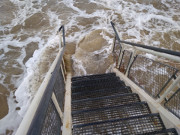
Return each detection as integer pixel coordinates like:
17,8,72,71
0,0,180,134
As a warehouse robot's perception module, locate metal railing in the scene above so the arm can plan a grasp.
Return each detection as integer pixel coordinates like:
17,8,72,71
119,50,132,74
16,25,66,135
28,26,66,135
164,88,180,119
128,55,178,98
111,22,180,119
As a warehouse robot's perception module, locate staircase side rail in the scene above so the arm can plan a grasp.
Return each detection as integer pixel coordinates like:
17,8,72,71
15,25,66,135
111,21,180,59
111,22,180,107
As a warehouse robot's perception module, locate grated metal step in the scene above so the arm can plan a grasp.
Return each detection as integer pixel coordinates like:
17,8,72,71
71,73,178,135
72,93,140,112
72,81,125,93
72,102,151,126
72,76,120,86
72,113,165,135
72,86,132,101
72,73,116,82
72,78,123,89
144,128,178,135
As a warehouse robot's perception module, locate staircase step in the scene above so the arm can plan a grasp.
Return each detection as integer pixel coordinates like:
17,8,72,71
72,113,165,135
72,73,116,82
72,86,132,101
144,128,178,135
72,85,131,95
72,102,151,125
72,78,122,89
71,73,179,135
72,76,120,86
72,93,140,112
72,81,125,93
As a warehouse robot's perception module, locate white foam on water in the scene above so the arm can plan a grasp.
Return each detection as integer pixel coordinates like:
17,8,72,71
0,0,62,132
0,93,22,134
0,35,60,134
1,0,41,31
0,0,180,134
72,54,87,76
15,34,60,114
93,0,179,44
67,0,180,75
63,0,86,14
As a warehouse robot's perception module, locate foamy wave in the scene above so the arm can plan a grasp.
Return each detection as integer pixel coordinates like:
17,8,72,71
72,54,87,76
0,93,22,134
0,0,180,134
15,35,60,116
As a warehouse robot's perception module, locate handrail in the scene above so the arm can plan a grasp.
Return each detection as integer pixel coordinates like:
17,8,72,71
111,21,180,97
27,25,66,135
16,25,65,135
111,22,122,50
111,21,180,57
59,25,66,47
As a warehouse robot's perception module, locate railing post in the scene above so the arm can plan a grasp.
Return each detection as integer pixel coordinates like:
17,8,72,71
51,92,64,121
61,64,66,83
125,49,137,76
62,58,67,75
117,46,124,69
60,57,67,83
112,36,116,53
157,75,180,103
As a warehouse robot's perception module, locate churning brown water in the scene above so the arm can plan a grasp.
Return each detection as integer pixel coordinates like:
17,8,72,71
0,0,180,134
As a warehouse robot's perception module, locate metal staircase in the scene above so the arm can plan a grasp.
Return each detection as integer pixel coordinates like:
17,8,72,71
15,24,180,135
71,73,178,135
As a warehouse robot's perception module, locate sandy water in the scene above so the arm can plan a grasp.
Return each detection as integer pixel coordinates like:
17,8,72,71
0,0,180,134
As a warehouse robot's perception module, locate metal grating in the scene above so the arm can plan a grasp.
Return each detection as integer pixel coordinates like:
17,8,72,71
164,88,180,119
145,128,178,135
72,86,132,101
40,99,61,135
72,81,125,93
72,73,116,81
53,68,65,111
73,113,165,135
72,78,121,89
72,93,140,112
72,77,119,86
72,102,151,125
72,85,130,94
128,55,178,98
119,50,132,74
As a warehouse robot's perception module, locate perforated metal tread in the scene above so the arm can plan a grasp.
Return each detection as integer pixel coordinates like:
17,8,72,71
72,81,125,93
144,128,178,135
72,93,140,112
72,73,116,81
72,86,132,101
72,76,120,86
72,102,151,125
72,113,165,135
71,73,178,135
72,78,123,88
